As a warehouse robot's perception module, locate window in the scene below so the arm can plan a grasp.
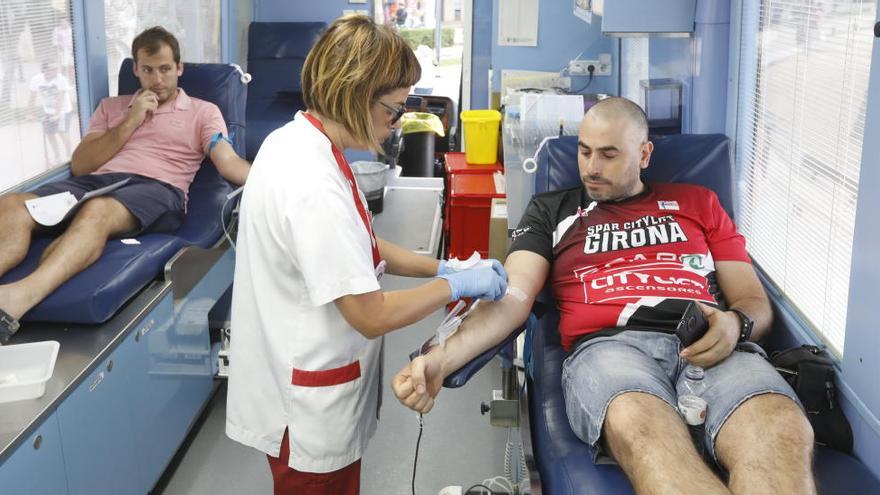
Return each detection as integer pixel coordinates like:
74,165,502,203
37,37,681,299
734,0,876,355
103,0,221,97
0,1,81,191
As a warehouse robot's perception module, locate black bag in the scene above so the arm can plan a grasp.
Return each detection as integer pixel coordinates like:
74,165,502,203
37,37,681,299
770,345,853,453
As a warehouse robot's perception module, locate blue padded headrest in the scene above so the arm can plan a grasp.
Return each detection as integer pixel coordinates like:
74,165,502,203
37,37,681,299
534,133,735,219
118,59,247,157
247,22,326,93
244,22,326,160
248,22,326,59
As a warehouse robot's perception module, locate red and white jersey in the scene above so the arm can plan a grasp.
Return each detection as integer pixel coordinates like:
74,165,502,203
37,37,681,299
509,183,750,351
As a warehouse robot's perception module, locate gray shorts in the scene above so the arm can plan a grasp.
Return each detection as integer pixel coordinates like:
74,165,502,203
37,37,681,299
31,172,185,235
561,330,800,462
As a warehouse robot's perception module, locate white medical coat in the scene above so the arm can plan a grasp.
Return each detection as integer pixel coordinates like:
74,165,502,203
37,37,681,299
226,112,383,473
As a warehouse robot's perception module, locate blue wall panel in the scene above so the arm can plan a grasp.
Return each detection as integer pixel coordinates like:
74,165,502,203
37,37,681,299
490,0,618,96
72,0,109,133
690,0,730,134
471,0,492,109
841,5,880,481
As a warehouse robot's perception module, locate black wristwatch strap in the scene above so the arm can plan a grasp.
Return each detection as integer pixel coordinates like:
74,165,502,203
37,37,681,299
730,308,754,343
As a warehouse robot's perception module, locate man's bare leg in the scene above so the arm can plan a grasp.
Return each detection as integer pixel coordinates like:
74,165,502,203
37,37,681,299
716,393,816,495
603,392,730,495
0,193,40,277
0,197,138,320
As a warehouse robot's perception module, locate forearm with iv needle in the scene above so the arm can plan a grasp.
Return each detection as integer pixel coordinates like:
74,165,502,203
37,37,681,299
430,276,540,376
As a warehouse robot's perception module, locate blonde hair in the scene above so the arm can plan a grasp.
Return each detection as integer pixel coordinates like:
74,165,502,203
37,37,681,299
301,15,421,151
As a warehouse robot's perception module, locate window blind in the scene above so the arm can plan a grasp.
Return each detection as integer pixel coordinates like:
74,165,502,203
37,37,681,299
0,0,81,191
734,0,876,355
103,0,221,97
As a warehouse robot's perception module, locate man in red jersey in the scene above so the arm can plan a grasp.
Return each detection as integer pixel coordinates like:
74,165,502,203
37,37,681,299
394,97,816,494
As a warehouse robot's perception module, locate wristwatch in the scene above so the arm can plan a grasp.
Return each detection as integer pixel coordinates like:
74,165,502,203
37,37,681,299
729,308,754,343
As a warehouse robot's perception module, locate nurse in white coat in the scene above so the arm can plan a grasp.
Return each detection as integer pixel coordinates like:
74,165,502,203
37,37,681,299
226,15,507,495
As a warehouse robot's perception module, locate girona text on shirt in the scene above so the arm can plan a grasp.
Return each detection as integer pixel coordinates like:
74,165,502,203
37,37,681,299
584,215,687,254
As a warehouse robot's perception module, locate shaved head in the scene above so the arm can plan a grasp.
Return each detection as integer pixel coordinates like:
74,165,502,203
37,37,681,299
585,97,649,144
577,96,654,202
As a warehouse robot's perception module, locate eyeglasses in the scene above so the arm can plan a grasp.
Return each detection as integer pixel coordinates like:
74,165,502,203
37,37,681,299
377,100,406,125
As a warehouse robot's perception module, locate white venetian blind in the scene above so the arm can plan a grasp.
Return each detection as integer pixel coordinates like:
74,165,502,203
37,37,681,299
103,0,221,97
0,0,81,191
735,0,876,355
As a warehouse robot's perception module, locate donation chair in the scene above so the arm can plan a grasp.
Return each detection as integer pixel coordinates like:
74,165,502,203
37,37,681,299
0,59,247,325
245,21,326,160
445,134,880,494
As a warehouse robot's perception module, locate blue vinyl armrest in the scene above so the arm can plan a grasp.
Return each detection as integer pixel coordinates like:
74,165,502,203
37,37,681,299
441,323,527,389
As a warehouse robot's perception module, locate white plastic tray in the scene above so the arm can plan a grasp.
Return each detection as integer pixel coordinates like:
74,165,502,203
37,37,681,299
0,340,60,404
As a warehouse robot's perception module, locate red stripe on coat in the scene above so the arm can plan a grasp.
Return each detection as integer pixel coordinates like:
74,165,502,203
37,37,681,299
291,361,361,387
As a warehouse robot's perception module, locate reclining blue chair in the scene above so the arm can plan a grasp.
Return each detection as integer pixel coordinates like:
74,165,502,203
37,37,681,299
0,59,248,495
0,58,246,324
245,21,326,161
446,134,880,494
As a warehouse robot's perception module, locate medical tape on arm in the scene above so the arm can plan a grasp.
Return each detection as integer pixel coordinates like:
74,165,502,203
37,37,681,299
506,286,528,303
435,287,530,349
208,131,233,152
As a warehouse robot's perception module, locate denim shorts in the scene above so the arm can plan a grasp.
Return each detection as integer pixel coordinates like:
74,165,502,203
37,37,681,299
32,172,185,235
561,330,801,462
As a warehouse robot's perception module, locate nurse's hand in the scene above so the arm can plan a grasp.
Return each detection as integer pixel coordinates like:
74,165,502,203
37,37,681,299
392,352,445,414
438,267,508,301
438,258,507,280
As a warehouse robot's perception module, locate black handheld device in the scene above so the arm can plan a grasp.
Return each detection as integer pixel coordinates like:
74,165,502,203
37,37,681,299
676,301,709,347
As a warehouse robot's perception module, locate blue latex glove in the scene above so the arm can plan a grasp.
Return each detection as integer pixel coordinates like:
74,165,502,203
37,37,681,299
438,266,508,301
437,258,508,281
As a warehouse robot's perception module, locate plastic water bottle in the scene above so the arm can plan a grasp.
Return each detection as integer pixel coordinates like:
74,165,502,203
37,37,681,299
677,366,708,457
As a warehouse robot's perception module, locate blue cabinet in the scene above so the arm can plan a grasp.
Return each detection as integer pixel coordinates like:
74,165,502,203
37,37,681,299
126,295,213,493
58,336,140,495
593,0,697,36
0,412,69,494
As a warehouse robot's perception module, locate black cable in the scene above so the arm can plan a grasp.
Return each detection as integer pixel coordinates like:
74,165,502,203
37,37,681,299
412,413,423,495
572,72,595,94
464,483,494,494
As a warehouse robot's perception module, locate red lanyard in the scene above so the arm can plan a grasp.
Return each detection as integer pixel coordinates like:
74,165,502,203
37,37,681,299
302,112,382,268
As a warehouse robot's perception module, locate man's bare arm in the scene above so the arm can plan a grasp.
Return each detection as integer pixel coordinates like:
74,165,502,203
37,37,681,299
681,260,772,368
393,250,550,413
713,260,772,340
209,139,250,185
70,91,157,175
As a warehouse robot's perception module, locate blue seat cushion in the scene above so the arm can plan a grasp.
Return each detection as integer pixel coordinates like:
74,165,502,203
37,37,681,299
1,236,185,324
